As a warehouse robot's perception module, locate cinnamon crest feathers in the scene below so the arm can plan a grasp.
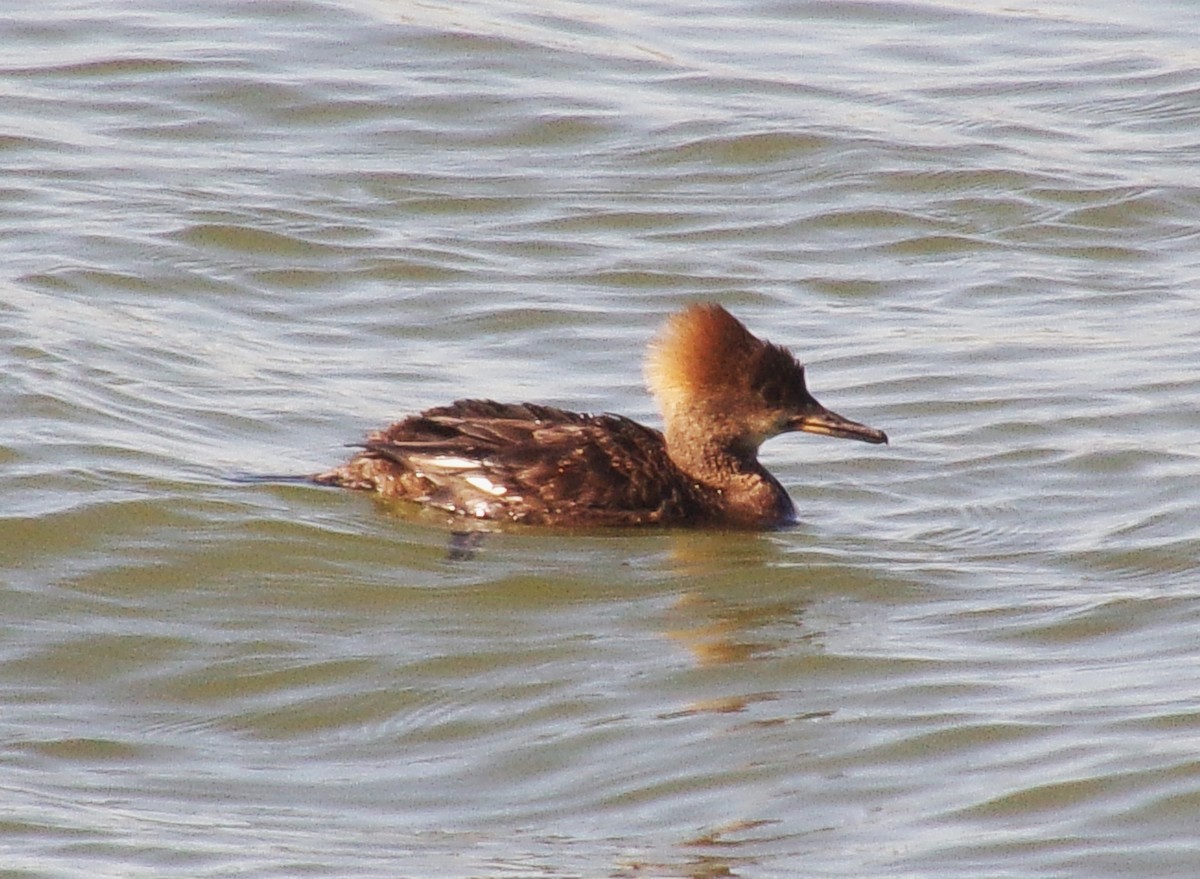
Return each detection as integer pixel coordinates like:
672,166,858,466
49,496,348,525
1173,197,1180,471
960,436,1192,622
314,304,887,528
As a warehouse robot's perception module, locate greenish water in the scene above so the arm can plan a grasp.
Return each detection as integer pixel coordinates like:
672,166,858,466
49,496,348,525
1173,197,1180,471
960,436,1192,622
3,1,1200,876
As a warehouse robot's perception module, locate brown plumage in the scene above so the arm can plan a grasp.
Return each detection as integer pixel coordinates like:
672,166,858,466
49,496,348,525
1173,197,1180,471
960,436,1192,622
313,304,887,528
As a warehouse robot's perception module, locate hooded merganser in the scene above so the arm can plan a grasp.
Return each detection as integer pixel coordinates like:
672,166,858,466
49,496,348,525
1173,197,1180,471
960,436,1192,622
313,304,887,528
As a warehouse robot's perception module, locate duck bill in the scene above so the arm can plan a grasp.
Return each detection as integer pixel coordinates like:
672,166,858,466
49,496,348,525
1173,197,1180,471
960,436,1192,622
788,405,888,445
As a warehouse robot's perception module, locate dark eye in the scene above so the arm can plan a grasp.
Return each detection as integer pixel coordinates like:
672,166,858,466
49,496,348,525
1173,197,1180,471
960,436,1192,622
759,382,783,407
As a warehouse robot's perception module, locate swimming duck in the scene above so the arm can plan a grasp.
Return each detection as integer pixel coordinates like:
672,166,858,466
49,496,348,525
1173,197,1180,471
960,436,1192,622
313,304,887,527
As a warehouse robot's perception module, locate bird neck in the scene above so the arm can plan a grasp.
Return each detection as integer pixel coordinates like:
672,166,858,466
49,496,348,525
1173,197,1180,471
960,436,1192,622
663,420,796,527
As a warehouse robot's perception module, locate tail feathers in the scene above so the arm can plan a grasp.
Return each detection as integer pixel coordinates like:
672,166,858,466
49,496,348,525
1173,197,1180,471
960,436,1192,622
309,469,344,486
309,464,373,490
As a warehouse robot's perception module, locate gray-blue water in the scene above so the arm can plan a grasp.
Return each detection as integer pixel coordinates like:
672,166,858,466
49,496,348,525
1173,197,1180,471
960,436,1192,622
3,1,1200,876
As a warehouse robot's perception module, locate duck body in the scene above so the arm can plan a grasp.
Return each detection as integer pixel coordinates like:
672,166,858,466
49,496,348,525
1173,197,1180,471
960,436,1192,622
314,305,887,529
314,399,745,527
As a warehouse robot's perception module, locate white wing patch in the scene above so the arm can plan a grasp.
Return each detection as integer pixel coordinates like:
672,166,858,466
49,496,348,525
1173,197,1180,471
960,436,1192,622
405,452,520,518
465,474,507,496
427,456,481,470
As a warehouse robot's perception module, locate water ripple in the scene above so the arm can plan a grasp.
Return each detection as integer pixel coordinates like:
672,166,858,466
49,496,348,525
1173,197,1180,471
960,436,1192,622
4,1,1200,877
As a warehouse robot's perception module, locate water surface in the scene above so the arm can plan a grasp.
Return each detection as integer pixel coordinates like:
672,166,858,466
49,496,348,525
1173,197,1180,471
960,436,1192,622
3,1,1200,876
